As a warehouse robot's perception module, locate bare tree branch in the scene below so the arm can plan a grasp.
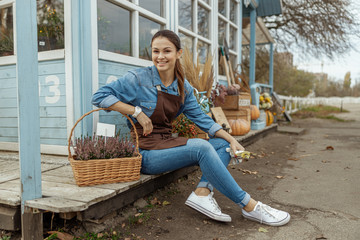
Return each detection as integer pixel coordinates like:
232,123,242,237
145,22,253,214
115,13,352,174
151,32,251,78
263,0,360,59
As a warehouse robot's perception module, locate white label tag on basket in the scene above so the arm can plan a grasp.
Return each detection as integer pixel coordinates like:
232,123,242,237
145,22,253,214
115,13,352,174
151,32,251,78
96,122,115,137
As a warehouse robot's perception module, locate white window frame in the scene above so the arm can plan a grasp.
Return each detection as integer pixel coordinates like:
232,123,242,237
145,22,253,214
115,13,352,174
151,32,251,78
177,0,212,63
98,0,168,67
0,0,65,66
217,0,239,81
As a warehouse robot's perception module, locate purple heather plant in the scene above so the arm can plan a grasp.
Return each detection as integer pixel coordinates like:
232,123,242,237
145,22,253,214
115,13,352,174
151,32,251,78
72,135,136,160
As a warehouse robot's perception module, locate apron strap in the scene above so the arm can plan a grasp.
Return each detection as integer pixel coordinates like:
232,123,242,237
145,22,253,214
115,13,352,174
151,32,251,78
156,84,180,96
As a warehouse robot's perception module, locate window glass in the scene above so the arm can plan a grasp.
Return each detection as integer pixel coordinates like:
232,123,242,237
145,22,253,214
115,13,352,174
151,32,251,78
230,0,236,23
197,40,209,64
178,0,192,31
0,5,14,56
98,0,131,55
218,0,225,16
198,5,209,39
139,16,162,60
37,0,64,52
179,32,193,53
230,53,237,73
218,19,226,45
229,26,236,50
139,0,164,17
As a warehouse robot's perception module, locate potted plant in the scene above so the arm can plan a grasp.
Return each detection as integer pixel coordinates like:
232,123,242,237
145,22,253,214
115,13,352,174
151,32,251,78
171,114,198,138
181,47,214,113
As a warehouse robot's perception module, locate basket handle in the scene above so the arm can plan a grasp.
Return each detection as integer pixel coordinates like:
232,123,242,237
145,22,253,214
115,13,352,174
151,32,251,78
67,108,140,158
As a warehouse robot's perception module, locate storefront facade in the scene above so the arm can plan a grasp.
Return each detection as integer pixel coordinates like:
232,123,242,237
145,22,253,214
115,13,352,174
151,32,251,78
0,0,279,155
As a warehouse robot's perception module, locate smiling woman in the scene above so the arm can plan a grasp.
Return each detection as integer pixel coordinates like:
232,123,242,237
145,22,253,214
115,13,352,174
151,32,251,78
92,29,291,227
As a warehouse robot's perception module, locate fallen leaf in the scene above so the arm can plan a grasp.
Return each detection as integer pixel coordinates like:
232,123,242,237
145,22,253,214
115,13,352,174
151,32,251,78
150,197,159,205
316,234,327,239
276,175,285,179
326,146,334,150
238,168,258,175
288,157,299,161
122,223,126,228
258,227,268,233
162,200,171,206
134,213,142,217
47,231,74,240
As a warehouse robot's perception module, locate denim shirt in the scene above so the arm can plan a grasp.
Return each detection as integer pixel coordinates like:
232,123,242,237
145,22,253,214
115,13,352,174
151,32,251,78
92,65,222,137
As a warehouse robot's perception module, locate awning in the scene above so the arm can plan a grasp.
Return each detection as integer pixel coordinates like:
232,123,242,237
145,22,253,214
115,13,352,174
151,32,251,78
242,17,274,45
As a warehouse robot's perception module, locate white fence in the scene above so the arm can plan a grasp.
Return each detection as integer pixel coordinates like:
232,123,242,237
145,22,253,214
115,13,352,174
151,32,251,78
277,95,360,113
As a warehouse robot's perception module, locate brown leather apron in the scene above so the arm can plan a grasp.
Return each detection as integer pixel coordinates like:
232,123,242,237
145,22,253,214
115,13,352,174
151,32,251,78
132,85,188,150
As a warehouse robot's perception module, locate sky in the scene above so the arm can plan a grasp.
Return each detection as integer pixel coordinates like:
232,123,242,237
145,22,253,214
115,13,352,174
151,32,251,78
293,41,360,85
292,3,360,86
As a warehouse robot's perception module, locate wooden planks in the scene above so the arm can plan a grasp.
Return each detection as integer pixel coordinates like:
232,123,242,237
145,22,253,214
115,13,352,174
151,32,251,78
26,197,88,213
0,189,20,206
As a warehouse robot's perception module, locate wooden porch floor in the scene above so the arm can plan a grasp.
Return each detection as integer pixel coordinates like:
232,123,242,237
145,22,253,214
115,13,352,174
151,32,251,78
0,125,277,230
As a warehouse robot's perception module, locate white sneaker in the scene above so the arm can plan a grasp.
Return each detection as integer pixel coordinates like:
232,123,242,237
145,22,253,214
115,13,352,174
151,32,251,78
185,192,232,222
242,201,290,226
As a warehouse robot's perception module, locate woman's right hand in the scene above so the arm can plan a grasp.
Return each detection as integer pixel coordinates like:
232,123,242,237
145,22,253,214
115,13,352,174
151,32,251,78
136,112,153,136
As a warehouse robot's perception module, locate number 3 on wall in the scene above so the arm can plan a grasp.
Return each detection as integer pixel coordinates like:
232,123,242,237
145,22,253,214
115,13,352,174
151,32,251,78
45,75,60,104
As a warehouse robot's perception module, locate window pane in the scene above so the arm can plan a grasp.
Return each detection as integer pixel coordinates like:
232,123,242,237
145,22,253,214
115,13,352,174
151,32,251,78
179,32,193,53
218,0,225,16
229,26,236,50
139,0,164,17
37,0,64,52
98,0,131,55
179,0,192,31
198,6,209,39
230,0,236,23
197,40,209,64
139,16,162,60
218,19,226,45
0,6,14,57
229,53,237,73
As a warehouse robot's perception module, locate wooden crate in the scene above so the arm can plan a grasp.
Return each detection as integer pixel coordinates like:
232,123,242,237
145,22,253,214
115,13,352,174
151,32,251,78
216,93,251,110
223,108,251,122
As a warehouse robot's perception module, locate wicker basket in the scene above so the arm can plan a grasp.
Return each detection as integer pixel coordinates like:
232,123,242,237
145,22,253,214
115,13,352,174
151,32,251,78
67,108,142,187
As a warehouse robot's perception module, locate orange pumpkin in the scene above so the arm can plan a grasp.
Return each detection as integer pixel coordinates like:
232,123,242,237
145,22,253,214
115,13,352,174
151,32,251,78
265,110,274,126
228,119,251,136
250,105,260,120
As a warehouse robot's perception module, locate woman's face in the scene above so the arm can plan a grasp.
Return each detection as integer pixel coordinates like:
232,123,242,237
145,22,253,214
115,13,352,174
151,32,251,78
151,37,182,75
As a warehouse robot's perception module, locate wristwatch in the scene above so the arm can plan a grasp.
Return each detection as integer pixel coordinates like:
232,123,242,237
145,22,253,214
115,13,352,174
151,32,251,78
132,106,142,118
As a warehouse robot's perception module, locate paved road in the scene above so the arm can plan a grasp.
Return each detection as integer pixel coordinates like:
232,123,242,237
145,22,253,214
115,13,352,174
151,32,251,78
264,103,360,240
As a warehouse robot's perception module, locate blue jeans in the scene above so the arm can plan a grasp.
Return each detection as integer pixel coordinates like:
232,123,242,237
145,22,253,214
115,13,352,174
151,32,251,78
140,138,251,207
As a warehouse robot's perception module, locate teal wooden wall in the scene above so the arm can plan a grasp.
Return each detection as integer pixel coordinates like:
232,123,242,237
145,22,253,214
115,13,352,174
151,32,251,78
97,59,141,138
0,60,67,145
